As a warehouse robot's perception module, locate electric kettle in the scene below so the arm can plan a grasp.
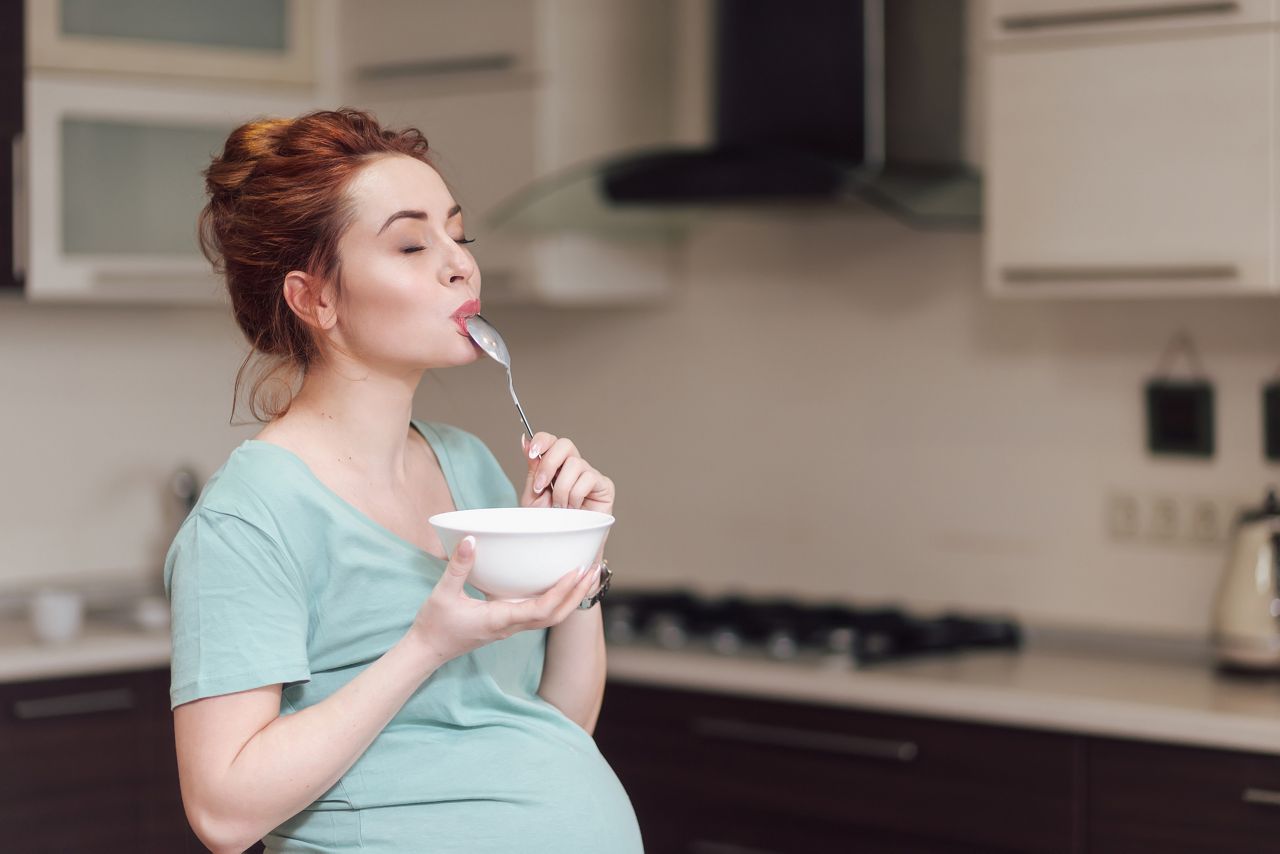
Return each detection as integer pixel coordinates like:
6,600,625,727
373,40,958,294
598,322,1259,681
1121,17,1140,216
1211,489,1280,670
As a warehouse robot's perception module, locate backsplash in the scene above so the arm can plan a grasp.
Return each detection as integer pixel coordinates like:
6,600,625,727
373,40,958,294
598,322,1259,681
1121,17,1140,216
1,205,1276,636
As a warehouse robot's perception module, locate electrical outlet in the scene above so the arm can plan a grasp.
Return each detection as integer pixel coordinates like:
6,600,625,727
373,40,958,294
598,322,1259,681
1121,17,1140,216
1184,496,1225,544
1106,490,1243,547
1104,491,1140,540
1145,494,1180,542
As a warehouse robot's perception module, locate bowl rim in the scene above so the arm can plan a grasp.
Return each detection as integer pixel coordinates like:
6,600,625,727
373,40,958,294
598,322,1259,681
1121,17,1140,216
428,506,615,534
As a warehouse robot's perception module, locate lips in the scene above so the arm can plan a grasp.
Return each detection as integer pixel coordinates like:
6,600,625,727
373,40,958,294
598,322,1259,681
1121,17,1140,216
452,298,481,336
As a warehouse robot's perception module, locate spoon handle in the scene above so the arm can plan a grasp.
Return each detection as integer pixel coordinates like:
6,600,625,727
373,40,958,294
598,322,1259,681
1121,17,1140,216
507,369,536,444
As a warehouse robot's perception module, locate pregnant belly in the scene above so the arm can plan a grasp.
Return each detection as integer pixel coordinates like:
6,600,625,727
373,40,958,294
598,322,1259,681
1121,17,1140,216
268,727,644,854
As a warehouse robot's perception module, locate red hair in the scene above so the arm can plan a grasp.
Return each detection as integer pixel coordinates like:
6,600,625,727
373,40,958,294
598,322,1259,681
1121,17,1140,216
197,108,436,422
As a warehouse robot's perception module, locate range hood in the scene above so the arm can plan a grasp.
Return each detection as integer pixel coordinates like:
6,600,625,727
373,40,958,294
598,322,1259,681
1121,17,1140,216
488,0,978,238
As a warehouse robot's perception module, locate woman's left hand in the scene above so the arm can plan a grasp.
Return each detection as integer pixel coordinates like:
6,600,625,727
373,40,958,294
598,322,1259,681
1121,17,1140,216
520,432,615,516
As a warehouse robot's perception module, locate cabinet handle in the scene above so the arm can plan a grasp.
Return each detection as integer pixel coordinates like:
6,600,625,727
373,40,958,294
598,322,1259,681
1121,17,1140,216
1243,787,1280,807
10,130,25,283
1000,2,1240,31
1001,264,1238,285
12,688,137,720
690,842,781,854
356,53,517,83
692,717,919,763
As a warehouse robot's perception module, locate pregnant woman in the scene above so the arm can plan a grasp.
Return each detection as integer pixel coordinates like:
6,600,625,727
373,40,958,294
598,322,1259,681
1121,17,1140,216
165,108,642,853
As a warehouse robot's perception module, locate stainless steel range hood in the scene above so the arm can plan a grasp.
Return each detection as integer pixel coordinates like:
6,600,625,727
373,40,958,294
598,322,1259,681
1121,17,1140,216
487,0,978,239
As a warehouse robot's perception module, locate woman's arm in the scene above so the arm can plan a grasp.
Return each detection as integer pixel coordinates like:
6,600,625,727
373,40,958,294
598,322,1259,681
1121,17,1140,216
175,633,440,854
519,432,616,735
538,595,607,733
175,536,599,854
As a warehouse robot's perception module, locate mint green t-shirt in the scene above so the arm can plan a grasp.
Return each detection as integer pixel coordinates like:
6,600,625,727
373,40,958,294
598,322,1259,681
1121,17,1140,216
164,420,643,853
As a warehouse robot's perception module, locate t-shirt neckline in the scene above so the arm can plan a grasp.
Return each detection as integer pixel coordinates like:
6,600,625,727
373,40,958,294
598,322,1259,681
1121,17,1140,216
241,419,459,563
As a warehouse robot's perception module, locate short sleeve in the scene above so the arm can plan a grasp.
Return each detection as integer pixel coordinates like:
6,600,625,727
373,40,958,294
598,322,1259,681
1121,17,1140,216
165,508,311,709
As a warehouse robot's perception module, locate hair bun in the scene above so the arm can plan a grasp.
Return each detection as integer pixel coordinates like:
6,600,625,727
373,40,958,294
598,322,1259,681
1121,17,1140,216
204,117,293,199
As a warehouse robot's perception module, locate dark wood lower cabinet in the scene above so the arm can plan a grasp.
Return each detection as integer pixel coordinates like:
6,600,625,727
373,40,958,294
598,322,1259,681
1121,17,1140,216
1088,738,1280,854
0,668,205,853
597,682,1080,854
597,681,1280,854
6,669,1280,852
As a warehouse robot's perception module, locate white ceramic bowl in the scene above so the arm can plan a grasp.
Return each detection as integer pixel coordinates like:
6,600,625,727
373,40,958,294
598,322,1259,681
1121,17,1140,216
428,507,614,600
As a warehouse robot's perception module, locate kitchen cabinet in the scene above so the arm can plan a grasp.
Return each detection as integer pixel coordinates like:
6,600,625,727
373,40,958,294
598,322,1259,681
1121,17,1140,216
1,0,21,293
1088,737,1280,853
985,0,1275,42
597,682,1081,853
27,0,315,85
0,667,203,852
598,680,1280,854
984,4,1279,298
23,73,314,304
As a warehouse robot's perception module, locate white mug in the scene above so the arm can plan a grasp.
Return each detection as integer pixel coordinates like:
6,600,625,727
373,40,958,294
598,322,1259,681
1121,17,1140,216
29,588,85,645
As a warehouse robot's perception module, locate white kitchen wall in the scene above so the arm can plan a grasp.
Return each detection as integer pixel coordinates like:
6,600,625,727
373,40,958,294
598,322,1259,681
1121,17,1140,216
0,209,1276,636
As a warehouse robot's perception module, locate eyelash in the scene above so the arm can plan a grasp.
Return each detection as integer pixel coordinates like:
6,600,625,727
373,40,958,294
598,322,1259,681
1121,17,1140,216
402,237,476,254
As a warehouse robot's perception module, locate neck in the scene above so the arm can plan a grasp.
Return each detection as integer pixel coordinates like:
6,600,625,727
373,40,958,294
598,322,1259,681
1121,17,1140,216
282,356,424,487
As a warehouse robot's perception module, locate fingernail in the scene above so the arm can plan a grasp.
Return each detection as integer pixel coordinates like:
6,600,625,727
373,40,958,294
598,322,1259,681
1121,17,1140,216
521,433,528,449
577,565,589,579
528,443,540,459
534,476,546,493
459,535,475,557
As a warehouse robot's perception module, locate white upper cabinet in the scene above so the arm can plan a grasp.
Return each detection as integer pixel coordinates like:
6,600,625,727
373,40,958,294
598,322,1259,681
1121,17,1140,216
28,0,315,85
340,0,538,94
986,0,1275,42
984,7,1277,297
24,75,314,303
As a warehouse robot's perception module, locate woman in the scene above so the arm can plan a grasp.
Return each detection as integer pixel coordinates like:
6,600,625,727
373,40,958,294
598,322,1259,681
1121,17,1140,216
165,108,643,853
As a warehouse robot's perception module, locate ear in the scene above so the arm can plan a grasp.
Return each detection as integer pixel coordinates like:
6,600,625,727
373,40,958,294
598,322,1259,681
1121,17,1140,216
282,270,337,332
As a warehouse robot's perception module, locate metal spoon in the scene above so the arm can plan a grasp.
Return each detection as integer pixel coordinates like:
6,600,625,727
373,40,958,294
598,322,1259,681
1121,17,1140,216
465,313,536,445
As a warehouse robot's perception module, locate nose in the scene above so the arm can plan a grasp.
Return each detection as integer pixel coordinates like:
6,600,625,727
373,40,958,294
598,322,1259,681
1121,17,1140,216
442,240,476,286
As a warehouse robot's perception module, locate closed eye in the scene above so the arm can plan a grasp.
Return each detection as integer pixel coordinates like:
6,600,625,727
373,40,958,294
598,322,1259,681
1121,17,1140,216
401,237,475,254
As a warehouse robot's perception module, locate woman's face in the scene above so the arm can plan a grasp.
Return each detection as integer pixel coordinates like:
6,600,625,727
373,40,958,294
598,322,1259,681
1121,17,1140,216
327,154,482,372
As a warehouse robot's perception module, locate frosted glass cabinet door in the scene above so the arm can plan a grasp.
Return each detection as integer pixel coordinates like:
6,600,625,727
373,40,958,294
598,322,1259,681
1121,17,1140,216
25,74,314,303
27,0,314,84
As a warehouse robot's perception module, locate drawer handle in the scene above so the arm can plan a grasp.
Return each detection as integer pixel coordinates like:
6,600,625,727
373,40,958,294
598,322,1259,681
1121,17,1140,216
356,53,516,82
1243,787,1280,807
1001,2,1240,31
1001,264,1238,284
12,688,137,720
690,842,781,854
692,717,919,763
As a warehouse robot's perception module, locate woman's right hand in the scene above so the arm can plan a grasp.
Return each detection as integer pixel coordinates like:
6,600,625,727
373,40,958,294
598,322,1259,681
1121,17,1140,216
406,535,600,667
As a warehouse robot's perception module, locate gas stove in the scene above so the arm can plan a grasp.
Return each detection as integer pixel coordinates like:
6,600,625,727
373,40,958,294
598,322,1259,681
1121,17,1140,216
602,590,1021,666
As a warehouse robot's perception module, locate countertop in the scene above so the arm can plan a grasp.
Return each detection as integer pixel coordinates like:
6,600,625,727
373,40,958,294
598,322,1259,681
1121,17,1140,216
5,615,1280,756
0,615,171,683
605,639,1280,755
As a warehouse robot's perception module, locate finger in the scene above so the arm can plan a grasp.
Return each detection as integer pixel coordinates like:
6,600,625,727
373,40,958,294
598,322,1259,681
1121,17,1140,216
548,562,603,624
565,468,599,510
507,563,587,628
526,431,557,462
531,437,579,498
549,457,588,508
523,432,559,503
435,535,476,597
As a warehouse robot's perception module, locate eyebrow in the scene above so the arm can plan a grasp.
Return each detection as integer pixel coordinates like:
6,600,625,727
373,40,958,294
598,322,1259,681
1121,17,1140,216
377,204,463,235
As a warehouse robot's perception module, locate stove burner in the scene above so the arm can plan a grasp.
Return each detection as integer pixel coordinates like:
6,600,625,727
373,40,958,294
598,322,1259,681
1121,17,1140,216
603,590,1021,665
